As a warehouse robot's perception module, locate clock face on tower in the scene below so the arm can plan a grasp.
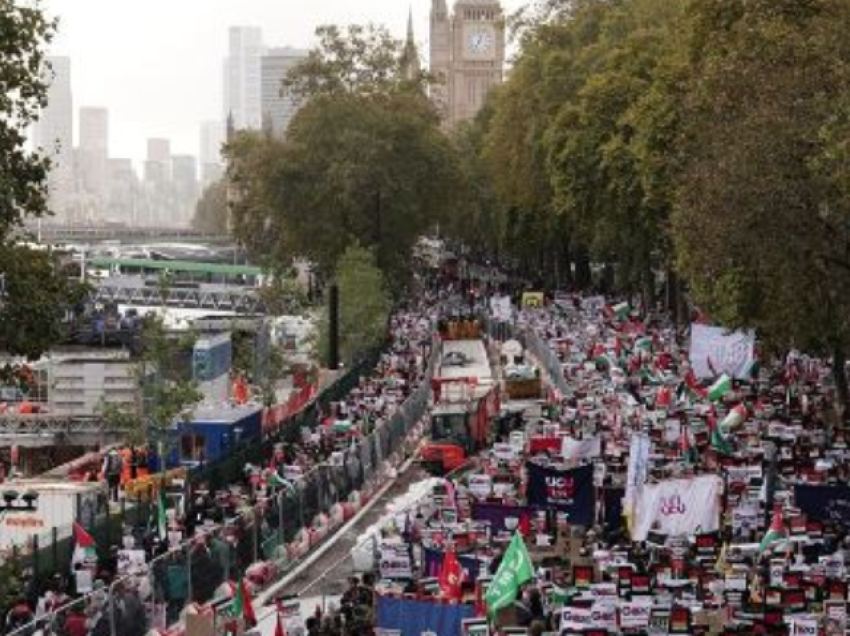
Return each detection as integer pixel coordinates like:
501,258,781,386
465,26,495,58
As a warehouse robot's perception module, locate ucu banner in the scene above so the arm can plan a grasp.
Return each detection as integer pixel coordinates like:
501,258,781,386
526,462,595,525
631,475,722,541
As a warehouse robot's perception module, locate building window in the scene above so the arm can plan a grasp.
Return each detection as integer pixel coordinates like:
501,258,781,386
181,434,205,462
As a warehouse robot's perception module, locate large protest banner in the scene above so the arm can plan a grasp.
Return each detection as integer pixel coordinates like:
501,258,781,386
689,324,756,379
631,475,722,541
525,462,595,525
377,596,474,636
794,484,850,525
624,433,651,519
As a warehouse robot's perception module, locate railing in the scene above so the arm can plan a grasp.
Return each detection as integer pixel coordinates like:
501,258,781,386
4,344,437,636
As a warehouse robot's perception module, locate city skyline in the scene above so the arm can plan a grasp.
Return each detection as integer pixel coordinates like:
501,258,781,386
42,0,526,168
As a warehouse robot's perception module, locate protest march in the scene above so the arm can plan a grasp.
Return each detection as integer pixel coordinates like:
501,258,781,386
361,291,850,636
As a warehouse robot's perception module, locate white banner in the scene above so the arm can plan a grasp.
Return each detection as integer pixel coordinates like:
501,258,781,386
689,324,756,380
562,436,602,462
631,475,722,541
624,433,651,515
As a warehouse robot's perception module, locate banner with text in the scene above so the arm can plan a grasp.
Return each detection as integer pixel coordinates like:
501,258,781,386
526,462,595,525
631,475,722,541
689,324,756,380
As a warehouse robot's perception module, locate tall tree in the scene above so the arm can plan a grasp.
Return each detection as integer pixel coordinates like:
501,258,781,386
672,0,850,416
227,24,463,285
0,1,81,358
316,244,391,366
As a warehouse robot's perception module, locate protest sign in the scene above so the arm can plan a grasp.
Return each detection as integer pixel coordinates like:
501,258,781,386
689,324,756,379
620,600,653,630
468,474,493,499
380,545,413,579
631,475,722,541
526,462,595,525
562,436,602,463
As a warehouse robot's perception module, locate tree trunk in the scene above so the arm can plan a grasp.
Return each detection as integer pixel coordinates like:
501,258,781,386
833,343,848,430
667,268,679,327
575,248,592,290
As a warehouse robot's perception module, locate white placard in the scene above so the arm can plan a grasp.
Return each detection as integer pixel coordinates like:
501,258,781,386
620,600,653,629
468,474,493,499
379,545,412,579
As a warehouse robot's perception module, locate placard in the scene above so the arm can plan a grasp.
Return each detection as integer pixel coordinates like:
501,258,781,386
379,545,412,579
468,474,493,499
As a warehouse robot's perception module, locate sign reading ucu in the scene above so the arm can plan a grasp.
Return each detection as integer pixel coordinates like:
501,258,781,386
660,495,687,516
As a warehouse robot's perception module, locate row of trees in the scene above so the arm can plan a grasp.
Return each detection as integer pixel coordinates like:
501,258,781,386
461,0,850,410
186,2,850,408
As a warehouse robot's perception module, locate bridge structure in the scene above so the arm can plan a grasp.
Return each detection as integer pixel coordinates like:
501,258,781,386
90,276,266,314
22,223,232,245
0,414,125,448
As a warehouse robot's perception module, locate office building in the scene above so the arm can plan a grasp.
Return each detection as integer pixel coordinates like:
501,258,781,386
33,56,74,222
172,154,199,225
224,27,265,130
78,107,109,199
261,47,309,138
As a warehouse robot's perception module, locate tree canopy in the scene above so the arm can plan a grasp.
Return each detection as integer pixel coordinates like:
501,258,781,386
446,0,850,414
0,1,83,358
316,244,391,367
225,24,464,285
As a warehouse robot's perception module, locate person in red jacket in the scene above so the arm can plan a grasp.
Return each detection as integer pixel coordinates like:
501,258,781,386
63,607,88,636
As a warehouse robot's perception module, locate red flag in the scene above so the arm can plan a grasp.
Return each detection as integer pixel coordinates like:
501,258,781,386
72,522,95,548
473,579,486,617
438,549,464,600
274,613,287,636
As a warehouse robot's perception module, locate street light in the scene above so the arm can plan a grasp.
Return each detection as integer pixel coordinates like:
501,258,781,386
0,490,38,513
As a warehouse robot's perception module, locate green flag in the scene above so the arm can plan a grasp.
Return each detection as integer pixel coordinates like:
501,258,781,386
157,487,168,542
485,532,534,615
708,374,732,402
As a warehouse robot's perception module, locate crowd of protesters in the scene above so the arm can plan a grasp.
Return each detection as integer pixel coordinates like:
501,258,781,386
0,282,451,635
336,288,850,636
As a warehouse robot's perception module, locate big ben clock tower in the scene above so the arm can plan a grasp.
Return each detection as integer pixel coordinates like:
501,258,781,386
429,0,505,128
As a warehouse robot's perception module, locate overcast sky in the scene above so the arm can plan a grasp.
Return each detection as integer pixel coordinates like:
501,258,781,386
42,0,528,167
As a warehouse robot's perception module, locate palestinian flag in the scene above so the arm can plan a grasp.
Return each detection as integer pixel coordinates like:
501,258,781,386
640,366,664,386
710,425,733,456
612,302,630,320
720,404,748,433
680,428,699,465
685,369,708,399
635,336,653,353
71,522,97,570
708,374,732,402
157,487,168,542
758,509,787,556
267,471,289,490
229,578,257,627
